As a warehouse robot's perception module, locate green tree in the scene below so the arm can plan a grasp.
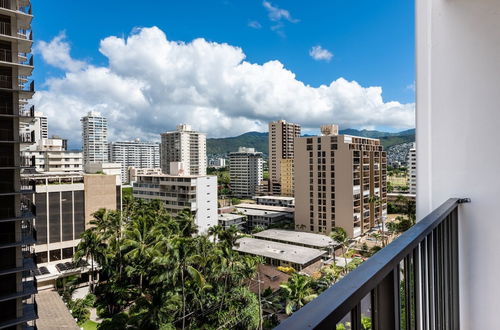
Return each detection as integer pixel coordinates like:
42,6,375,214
74,230,107,292
330,227,351,274
280,274,318,315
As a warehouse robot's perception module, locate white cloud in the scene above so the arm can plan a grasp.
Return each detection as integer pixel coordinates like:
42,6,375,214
262,1,299,23
309,45,333,62
262,1,298,36
406,81,415,91
34,27,415,147
35,31,87,72
248,21,262,29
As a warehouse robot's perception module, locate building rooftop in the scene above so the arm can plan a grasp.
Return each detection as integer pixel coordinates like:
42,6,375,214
235,207,289,217
218,213,246,221
256,195,295,201
253,229,336,248
234,237,326,265
236,203,294,213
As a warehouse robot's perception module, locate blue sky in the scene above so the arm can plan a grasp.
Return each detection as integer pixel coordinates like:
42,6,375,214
32,0,415,144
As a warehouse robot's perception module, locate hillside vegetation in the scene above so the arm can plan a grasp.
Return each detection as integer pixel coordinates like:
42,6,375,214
207,129,415,155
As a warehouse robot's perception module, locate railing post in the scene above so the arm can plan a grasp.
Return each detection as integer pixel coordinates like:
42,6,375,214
373,269,396,330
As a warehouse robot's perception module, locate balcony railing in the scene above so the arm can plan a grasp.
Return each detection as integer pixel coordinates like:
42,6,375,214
276,198,469,330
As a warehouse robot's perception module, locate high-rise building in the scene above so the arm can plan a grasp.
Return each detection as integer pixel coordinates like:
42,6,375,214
407,143,416,194
132,164,217,234
108,139,160,183
268,120,301,196
160,124,207,176
0,0,39,327
81,111,108,165
229,147,263,198
294,125,387,237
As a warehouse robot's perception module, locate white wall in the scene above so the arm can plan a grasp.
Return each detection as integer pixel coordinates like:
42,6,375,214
194,176,218,234
416,0,500,328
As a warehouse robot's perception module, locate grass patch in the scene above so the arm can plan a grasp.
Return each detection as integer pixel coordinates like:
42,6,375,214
81,320,98,330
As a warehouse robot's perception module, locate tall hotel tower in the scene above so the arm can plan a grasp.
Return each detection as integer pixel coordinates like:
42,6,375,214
294,125,388,237
160,124,207,176
268,120,301,196
0,1,39,328
81,111,108,165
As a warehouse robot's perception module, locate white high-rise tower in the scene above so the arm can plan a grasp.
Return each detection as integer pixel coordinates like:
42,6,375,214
81,111,108,165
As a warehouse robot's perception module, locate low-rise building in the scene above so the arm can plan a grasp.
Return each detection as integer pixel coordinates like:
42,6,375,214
45,150,83,173
234,237,326,270
85,162,122,185
255,195,295,207
235,207,289,230
128,167,163,184
218,213,246,230
252,229,335,251
132,165,217,234
21,172,120,289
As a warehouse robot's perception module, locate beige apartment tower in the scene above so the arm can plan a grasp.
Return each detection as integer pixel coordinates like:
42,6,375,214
268,120,301,196
160,124,207,176
294,125,387,237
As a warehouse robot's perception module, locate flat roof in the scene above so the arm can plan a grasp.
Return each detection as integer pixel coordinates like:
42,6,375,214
253,229,336,248
237,203,294,213
234,237,326,265
235,207,289,217
255,195,295,201
218,213,246,221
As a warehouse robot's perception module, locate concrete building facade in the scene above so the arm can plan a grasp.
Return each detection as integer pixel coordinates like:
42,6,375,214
128,167,163,184
81,111,108,165
133,173,217,234
108,139,160,183
268,120,301,196
229,147,263,198
0,1,38,327
160,124,207,176
294,125,387,237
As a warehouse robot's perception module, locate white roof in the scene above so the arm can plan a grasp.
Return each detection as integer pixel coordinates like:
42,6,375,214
235,207,288,217
236,203,294,213
256,195,294,201
218,213,246,221
234,237,326,265
253,229,336,248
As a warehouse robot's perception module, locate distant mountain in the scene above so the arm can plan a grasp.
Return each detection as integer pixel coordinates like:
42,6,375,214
207,129,415,155
207,132,269,155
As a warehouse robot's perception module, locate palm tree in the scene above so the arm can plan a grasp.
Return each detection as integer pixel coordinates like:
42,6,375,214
121,217,158,290
280,274,318,314
330,227,350,274
74,230,106,292
207,224,224,243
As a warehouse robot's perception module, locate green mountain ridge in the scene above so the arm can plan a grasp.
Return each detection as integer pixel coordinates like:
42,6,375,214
207,129,415,155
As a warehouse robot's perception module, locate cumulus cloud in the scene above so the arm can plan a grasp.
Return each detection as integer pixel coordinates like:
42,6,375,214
34,27,415,147
35,31,87,72
309,45,333,62
248,21,262,29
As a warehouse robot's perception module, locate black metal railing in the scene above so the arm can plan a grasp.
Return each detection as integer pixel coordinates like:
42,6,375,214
0,0,10,10
276,198,469,330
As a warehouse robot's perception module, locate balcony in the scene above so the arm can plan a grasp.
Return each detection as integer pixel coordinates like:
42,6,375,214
0,297,38,329
0,250,36,276
0,1,33,30
0,48,33,75
276,198,466,329
0,275,37,302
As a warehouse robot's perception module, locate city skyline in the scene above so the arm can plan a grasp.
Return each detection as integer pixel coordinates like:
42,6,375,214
31,1,415,148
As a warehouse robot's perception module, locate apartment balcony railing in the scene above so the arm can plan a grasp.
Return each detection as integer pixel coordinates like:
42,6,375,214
276,198,468,330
